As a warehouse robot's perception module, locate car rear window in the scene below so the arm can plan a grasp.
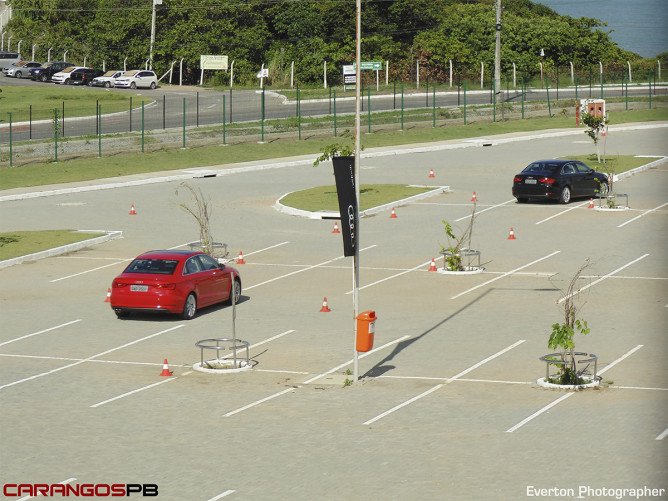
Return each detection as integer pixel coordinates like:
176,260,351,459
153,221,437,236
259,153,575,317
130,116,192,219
522,162,562,175
125,259,178,275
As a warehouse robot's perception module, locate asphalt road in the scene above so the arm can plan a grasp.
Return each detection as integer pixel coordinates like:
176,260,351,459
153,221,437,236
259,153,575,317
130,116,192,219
0,126,666,500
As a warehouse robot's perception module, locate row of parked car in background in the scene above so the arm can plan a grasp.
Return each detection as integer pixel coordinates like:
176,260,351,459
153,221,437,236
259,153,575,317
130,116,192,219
0,52,159,89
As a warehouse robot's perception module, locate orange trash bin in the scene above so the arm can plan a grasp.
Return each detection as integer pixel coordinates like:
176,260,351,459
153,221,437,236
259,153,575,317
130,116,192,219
356,310,377,352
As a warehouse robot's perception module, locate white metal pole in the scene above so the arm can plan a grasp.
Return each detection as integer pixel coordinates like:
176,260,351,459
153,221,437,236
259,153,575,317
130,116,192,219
48,47,52,62
32,43,37,60
179,58,184,86
570,62,574,84
627,61,632,83
416,60,419,88
291,61,294,88
513,62,516,87
63,50,68,62
149,0,156,70
353,0,361,384
230,60,234,87
324,60,327,89
449,59,453,88
376,68,379,91
480,61,484,88
386,60,389,86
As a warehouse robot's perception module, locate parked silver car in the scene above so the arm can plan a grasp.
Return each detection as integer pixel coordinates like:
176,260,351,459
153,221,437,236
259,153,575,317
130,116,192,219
3,61,42,78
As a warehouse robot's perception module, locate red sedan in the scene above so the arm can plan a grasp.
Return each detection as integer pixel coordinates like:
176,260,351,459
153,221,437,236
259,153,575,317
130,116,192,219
110,250,241,320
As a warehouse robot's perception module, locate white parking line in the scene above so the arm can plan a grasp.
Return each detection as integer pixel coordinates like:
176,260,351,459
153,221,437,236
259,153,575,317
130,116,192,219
535,201,588,225
50,260,127,282
91,378,177,408
243,241,290,256
223,336,409,417
246,245,376,290
348,258,437,294
17,478,77,500
207,490,236,501
506,345,643,433
455,199,515,222
0,319,82,347
558,254,649,304
618,202,668,227
451,251,560,299
0,325,184,391
656,429,668,441
363,341,525,425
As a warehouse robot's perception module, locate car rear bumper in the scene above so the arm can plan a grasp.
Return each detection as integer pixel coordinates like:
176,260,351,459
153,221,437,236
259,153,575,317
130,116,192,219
512,186,559,200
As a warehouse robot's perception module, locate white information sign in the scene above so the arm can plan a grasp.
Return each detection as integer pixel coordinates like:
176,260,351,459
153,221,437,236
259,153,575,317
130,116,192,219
200,55,229,71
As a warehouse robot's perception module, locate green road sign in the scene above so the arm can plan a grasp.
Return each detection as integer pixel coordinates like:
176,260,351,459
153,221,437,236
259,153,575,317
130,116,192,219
358,62,382,70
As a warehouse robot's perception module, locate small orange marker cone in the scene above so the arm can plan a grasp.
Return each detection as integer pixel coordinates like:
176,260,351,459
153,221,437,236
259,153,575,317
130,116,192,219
129,204,137,215
429,168,435,178
332,222,340,234
471,192,477,202
237,251,246,264
320,297,331,312
588,198,594,209
104,288,111,303
508,228,516,240
160,359,172,377
390,207,398,218
428,258,437,272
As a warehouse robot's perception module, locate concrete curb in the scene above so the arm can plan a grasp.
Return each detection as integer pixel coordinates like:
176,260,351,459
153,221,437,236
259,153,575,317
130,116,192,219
0,230,123,270
274,186,451,219
2,123,665,203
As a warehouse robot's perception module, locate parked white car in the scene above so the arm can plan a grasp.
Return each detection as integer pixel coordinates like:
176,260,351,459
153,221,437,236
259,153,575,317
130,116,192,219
114,70,158,89
91,70,123,88
51,66,85,84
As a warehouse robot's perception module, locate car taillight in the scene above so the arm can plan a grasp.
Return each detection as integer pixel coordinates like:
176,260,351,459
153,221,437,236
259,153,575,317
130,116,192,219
154,283,176,290
513,177,522,182
112,281,128,288
539,177,555,184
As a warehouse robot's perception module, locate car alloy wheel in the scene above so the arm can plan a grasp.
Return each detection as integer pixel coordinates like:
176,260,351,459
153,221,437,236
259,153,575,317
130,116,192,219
182,293,197,320
130,82,136,89
560,186,571,204
41,74,48,82
598,181,609,196
15,71,21,78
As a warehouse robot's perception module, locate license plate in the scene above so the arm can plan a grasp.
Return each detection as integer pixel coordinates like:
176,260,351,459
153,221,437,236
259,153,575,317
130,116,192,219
131,285,149,292
524,179,537,184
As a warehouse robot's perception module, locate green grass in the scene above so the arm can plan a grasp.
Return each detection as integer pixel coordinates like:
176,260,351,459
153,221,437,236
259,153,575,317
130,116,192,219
280,184,434,212
572,154,656,174
2,107,666,191
0,230,105,261
0,86,152,122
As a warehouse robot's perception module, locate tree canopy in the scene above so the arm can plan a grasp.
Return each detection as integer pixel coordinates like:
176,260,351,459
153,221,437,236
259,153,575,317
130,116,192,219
5,0,644,85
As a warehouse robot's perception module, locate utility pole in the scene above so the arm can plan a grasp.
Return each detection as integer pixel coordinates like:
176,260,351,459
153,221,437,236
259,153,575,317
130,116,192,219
494,0,502,94
353,0,361,384
149,0,162,71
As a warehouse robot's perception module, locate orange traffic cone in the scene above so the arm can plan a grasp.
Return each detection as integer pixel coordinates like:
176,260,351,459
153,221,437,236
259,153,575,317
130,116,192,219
429,168,435,178
320,297,331,312
160,359,172,377
508,228,516,240
428,258,437,272
129,204,137,215
104,288,111,303
471,192,477,202
237,251,246,264
588,198,594,209
332,222,340,234
390,207,398,218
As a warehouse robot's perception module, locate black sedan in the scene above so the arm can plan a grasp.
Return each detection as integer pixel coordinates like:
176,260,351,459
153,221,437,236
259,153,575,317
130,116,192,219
69,68,105,86
512,159,610,204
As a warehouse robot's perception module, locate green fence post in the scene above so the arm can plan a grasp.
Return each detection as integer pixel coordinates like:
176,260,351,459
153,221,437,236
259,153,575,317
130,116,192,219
333,88,337,137
222,94,226,145
98,104,102,158
297,86,301,140
521,77,524,119
401,84,404,130
141,102,145,152
546,79,551,117
493,78,496,122
649,70,652,109
575,74,578,101
367,87,371,134
463,81,467,125
129,97,132,132
625,75,628,111
9,112,12,168
432,83,436,127
54,108,59,162
182,97,186,148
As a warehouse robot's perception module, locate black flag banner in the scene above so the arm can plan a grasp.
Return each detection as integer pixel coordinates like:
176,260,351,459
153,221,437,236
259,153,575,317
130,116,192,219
332,156,358,257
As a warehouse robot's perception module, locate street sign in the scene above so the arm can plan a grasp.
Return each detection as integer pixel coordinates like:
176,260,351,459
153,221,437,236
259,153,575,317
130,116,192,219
359,62,382,70
256,68,269,78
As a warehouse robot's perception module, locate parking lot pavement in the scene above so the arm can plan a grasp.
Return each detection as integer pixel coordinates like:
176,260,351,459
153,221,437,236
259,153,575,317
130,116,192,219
0,127,666,499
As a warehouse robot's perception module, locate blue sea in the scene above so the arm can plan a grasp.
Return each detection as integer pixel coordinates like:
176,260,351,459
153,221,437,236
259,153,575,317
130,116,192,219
534,0,668,58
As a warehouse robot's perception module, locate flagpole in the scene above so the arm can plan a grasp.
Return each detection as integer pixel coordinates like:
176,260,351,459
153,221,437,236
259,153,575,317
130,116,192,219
353,0,361,384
